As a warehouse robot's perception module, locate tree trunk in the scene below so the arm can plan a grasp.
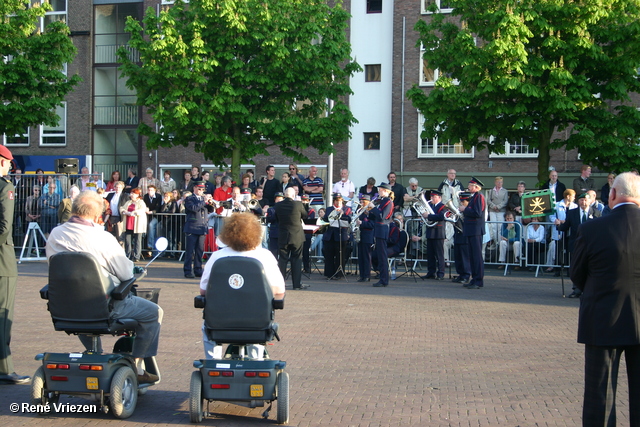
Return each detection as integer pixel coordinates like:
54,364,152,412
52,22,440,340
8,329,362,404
537,123,552,188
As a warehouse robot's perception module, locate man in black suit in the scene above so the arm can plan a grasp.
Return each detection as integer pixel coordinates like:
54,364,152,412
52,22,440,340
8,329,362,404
571,172,640,426
541,169,567,204
557,192,601,298
274,187,309,289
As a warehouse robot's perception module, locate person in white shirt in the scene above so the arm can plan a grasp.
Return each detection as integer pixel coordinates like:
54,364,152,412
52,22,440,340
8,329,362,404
332,168,355,207
524,217,546,268
199,213,285,359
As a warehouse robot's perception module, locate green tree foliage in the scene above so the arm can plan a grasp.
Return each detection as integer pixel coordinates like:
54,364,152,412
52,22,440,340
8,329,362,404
407,0,640,183
0,0,80,136
119,0,360,180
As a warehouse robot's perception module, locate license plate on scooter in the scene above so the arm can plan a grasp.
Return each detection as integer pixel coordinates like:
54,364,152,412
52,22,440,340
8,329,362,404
250,384,263,397
86,377,99,390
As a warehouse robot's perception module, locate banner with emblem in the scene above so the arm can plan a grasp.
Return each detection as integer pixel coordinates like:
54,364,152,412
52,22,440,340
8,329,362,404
521,189,555,219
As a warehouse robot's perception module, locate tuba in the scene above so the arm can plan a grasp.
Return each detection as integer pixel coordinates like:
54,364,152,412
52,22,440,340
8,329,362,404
411,191,437,227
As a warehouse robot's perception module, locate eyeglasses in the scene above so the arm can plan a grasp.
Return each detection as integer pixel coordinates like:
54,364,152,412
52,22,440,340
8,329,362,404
289,167,296,170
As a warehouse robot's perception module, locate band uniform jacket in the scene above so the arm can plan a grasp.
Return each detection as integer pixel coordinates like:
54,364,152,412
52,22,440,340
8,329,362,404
557,206,601,253
0,177,17,277
571,204,640,346
426,202,446,240
322,205,352,242
463,192,486,237
184,195,214,235
358,211,375,245
369,197,393,240
274,197,308,247
387,221,408,255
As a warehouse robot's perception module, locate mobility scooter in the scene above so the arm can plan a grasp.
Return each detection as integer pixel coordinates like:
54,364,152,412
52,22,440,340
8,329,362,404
31,238,167,419
189,256,289,424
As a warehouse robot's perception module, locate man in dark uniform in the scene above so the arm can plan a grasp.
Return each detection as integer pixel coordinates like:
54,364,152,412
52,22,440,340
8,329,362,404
462,177,486,289
452,192,472,284
0,146,30,385
274,187,309,289
356,195,375,282
322,193,352,280
266,192,284,259
370,183,393,287
421,189,447,280
301,195,314,274
183,183,214,278
571,172,640,425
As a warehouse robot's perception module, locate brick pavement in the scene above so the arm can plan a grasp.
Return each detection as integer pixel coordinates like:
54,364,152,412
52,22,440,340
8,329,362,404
0,259,631,426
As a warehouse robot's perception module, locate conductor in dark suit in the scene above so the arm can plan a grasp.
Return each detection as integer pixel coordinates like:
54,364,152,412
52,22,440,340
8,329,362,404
274,187,308,290
557,192,601,298
570,172,640,426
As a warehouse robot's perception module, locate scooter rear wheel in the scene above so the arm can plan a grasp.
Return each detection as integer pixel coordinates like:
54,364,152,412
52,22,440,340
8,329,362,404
276,371,289,425
110,366,138,419
30,366,59,409
189,371,204,423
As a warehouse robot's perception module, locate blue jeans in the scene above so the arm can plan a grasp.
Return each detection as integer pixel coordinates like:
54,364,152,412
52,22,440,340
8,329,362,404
147,217,158,254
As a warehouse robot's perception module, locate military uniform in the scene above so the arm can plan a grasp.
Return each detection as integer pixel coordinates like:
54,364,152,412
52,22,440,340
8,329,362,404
0,176,18,377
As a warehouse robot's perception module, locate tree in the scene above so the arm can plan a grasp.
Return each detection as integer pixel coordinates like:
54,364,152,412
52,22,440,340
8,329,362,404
119,0,360,180
407,0,640,184
0,0,80,136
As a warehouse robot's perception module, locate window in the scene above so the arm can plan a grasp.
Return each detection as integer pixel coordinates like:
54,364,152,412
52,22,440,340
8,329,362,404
40,103,66,146
489,136,539,158
417,114,473,158
3,128,30,146
367,0,382,13
420,44,438,86
365,65,381,82
364,132,380,150
32,0,67,31
422,0,454,14
94,3,140,64
94,67,138,125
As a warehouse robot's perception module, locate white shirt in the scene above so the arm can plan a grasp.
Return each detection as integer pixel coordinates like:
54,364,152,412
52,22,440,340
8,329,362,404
199,247,286,297
46,217,134,289
332,179,355,205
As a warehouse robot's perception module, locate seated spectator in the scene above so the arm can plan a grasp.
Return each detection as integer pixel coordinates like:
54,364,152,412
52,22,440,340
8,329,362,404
199,213,284,359
45,190,163,383
498,211,521,267
524,217,546,269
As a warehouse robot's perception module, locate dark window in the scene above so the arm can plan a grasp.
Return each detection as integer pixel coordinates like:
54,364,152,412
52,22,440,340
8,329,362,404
365,65,381,82
367,0,382,13
364,133,380,150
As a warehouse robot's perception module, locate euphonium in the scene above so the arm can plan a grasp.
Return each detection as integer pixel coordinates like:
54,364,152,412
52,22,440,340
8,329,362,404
444,199,463,232
411,191,437,227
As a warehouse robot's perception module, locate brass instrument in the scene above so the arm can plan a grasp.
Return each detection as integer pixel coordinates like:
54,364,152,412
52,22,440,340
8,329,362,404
246,198,260,210
411,191,437,227
328,208,342,221
444,199,463,232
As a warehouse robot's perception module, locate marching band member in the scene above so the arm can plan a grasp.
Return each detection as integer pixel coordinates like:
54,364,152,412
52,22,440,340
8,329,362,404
266,192,285,259
356,195,374,282
370,183,393,287
452,192,472,284
422,189,447,280
323,193,352,279
463,177,486,289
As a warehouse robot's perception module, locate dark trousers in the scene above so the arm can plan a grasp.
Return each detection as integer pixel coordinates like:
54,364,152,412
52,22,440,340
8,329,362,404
184,233,205,275
426,238,445,278
357,240,373,280
124,230,142,261
583,344,640,427
375,237,389,285
278,242,303,288
453,242,471,280
324,239,346,278
268,237,279,260
467,235,484,287
302,234,311,272
0,276,17,374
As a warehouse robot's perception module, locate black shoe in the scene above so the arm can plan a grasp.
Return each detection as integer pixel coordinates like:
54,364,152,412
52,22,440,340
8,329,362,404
554,271,561,277
459,279,470,285
0,373,31,385
467,284,482,289
357,278,370,282
421,275,435,280
293,284,310,290
195,273,202,278
435,276,445,281
303,269,311,274
137,371,159,384
452,277,462,283
185,273,195,278
372,281,387,287
567,290,582,298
